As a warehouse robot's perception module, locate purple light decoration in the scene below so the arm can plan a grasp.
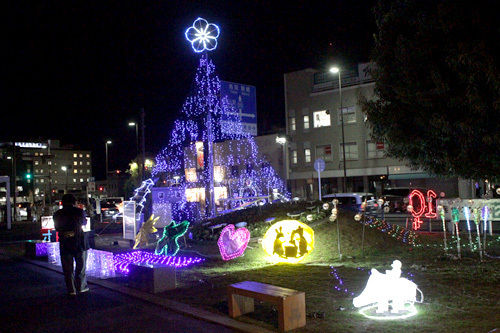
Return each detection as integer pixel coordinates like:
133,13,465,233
217,224,250,260
149,55,289,222
113,251,204,275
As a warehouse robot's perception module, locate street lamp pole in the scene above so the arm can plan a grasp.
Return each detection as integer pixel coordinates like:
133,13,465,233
330,67,347,193
61,166,71,193
105,140,112,179
128,122,139,157
275,135,288,185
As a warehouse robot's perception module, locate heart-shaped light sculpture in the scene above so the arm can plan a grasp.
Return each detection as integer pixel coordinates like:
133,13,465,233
217,224,250,260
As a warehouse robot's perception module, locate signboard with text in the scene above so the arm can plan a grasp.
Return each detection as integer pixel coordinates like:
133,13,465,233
220,80,257,136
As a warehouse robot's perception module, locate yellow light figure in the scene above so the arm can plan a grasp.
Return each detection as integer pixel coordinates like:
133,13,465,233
262,220,314,263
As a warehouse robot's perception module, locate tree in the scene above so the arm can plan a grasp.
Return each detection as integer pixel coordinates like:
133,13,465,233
362,0,500,181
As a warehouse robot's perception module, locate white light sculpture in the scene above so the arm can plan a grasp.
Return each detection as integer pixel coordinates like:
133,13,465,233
353,260,423,319
185,17,220,53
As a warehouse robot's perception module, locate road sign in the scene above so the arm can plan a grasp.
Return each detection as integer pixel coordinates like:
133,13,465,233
88,181,95,192
314,159,325,173
220,80,257,136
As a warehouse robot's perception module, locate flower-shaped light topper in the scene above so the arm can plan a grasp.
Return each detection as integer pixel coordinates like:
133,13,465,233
185,17,220,53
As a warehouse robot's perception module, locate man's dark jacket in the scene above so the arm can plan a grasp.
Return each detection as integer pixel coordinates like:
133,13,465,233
53,205,90,254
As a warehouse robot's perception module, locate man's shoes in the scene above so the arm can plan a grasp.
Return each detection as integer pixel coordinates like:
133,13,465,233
79,287,90,293
68,292,77,296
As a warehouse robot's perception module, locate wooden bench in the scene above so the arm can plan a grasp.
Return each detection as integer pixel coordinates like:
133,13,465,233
228,281,306,332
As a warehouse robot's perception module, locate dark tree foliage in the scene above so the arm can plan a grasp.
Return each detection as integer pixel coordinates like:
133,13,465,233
362,0,500,181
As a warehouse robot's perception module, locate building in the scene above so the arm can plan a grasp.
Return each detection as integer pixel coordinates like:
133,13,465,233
0,140,92,208
284,63,469,200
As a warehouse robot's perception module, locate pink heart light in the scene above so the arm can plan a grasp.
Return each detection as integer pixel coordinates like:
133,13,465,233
217,224,250,260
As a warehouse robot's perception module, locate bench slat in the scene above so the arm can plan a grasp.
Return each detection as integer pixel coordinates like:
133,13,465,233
229,281,300,298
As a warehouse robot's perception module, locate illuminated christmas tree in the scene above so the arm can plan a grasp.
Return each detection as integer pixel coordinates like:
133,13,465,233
132,18,288,223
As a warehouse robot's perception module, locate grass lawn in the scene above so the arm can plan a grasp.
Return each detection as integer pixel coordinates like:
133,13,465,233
2,202,500,332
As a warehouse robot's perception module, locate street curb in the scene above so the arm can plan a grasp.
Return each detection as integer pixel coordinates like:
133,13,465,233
1,249,273,333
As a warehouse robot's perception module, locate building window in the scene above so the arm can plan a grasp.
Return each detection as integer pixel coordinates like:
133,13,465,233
304,148,311,163
366,140,385,159
290,117,296,131
35,161,39,165
313,110,331,128
79,154,83,158
73,161,77,166
338,106,356,125
303,115,310,130
316,144,333,162
73,153,77,158
291,150,298,164
87,169,91,173
86,154,90,158
339,142,358,161
73,169,78,174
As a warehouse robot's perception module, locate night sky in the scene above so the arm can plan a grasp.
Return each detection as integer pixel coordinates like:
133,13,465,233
2,1,377,180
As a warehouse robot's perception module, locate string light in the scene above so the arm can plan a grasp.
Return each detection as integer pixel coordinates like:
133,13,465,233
114,251,204,275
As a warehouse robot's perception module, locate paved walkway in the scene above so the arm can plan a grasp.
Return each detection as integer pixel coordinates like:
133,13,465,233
0,249,271,333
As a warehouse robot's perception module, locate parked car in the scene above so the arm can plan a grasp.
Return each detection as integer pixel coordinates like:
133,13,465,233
323,193,375,213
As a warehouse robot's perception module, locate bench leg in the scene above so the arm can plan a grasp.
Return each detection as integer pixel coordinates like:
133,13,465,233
228,292,254,317
278,293,306,332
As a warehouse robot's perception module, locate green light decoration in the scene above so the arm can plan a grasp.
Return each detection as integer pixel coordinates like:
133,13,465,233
451,207,461,259
155,220,190,256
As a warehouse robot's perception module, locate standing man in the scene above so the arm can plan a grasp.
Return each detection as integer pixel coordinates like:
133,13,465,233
53,194,90,296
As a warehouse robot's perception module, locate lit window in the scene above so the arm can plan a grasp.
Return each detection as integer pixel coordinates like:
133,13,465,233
87,169,90,173
316,144,333,162
313,110,331,128
40,169,44,173
303,115,310,130
73,169,78,174
73,161,77,165
80,178,84,183
86,154,90,158
291,150,298,164
339,142,358,161
304,148,311,163
35,161,39,165
290,117,296,131
40,179,44,183
366,141,385,159
73,153,77,158
80,161,83,165
79,154,83,158
73,178,77,183
338,106,356,124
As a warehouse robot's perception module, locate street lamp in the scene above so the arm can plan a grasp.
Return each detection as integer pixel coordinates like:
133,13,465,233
61,165,72,193
128,122,139,157
275,134,288,185
105,140,112,178
330,67,347,193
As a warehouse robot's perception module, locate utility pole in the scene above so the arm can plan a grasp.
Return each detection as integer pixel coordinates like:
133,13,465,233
141,108,146,180
12,142,17,222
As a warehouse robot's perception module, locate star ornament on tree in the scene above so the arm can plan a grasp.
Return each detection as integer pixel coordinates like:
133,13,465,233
185,17,220,53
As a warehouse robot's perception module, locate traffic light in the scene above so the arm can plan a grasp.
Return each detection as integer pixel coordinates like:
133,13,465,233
99,186,104,191
25,173,32,180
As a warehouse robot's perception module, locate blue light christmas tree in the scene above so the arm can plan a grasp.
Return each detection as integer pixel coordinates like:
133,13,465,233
131,18,288,223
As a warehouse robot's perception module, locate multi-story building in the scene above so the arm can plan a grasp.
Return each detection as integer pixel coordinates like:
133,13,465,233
284,63,470,200
0,140,92,206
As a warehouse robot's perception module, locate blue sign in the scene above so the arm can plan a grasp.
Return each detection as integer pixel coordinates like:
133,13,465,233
220,80,257,136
